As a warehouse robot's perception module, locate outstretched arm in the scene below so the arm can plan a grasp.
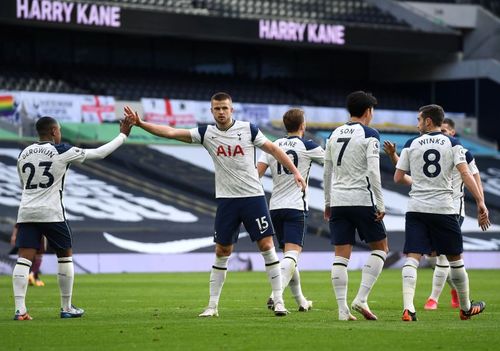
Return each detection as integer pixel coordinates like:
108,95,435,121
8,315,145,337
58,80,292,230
260,140,306,190
124,106,192,143
84,119,132,161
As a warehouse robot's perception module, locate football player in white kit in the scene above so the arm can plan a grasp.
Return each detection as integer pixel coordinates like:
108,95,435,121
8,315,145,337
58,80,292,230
324,91,388,321
257,108,324,312
422,118,484,310
384,118,485,311
124,93,306,317
394,105,490,321
13,116,132,320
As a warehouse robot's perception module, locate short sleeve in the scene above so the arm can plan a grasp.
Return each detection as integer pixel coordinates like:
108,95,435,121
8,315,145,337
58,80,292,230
452,145,467,166
308,146,325,164
366,138,380,159
396,148,410,171
253,129,268,147
468,158,479,175
189,128,202,144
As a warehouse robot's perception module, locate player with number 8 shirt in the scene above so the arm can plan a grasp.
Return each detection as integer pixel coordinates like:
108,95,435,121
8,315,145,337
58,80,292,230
394,104,490,321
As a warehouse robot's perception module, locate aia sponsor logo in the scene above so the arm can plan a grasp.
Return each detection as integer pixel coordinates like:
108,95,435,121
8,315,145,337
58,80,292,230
216,145,245,156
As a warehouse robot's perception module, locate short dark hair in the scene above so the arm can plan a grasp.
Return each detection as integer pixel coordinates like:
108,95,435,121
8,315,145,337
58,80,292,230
283,108,304,133
346,91,377,118
211,92,232,102
419,104,444,127
35,116,58,136
443,117,455,129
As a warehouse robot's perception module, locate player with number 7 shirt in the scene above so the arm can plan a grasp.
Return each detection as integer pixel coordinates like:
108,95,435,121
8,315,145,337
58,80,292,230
323,91,388,321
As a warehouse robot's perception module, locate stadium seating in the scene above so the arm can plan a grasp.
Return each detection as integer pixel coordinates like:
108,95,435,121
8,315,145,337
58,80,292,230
0,66,428,110
106,0,409,27
399,0,500,18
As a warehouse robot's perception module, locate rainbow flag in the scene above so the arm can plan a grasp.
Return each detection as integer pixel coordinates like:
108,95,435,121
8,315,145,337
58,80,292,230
0,95,15,116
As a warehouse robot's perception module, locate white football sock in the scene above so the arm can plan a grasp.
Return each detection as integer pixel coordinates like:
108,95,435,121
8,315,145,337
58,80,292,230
426,255,437,269
280,250,299,291
402,257,419,313
449,259,471,311
446,272,456,290
430,255,450,302
13,258,31,315
354,250,387,304
262,248,283,304
58,257,74,310
331,256,350,313
289,267,307,306
208,255,230,308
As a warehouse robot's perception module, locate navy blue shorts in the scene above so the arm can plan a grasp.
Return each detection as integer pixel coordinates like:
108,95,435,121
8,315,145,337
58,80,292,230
329,206,387,245
16,222,73,250
404,212,462,255
214,196,274,245
270,209,307,249
459,216,464,227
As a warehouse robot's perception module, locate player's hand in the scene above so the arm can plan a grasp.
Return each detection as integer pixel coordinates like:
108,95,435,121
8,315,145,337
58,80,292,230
477,203,490,231
294,174,306,191
324,206,331,222
123,106,143,126
119,117,133,136
375,211,385,222
383,141,396,156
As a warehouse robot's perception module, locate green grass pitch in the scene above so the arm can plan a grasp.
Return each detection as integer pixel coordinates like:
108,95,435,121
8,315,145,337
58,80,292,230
0,269,498,350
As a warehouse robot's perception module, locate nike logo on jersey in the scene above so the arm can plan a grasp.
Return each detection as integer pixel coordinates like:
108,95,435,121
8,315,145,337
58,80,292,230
271,275,279,280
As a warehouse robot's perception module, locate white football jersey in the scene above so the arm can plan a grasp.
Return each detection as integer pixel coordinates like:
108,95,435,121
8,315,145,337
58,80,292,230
324,122,382,207
452,150,479,217
396,132,466,214
190,120,268,198
17,142,87,223
259,136,324,211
